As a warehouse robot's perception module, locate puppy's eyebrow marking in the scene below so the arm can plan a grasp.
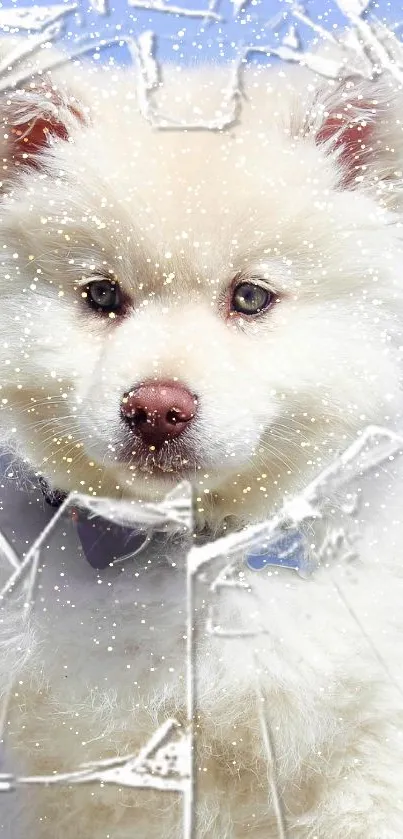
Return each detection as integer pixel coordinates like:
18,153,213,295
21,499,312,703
76,268,116,286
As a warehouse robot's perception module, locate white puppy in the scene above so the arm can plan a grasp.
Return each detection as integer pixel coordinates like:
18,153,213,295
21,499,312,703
0,40,403,839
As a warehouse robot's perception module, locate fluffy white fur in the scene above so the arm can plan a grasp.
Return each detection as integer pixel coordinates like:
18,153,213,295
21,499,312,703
1,39,403,838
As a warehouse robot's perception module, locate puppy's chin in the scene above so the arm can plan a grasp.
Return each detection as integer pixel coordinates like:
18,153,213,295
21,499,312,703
30,438,248,526
74,422,264,505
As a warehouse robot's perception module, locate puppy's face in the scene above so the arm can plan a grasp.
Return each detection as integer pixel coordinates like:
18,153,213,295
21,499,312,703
0,68,402,523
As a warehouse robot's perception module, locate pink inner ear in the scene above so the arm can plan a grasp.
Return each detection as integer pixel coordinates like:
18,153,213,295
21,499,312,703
316,101,375,187
7,87,85,169
11,115,69,159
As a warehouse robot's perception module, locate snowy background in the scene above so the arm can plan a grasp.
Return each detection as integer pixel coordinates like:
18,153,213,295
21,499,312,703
0,1,401,130
0,0,400,69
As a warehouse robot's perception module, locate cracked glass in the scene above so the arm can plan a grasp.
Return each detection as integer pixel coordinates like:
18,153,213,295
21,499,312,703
0,2,402,838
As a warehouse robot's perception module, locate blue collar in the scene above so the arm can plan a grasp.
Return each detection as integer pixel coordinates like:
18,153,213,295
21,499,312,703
39,478,150,569
39,475,312,575
74,508,150,569
73,504,311,577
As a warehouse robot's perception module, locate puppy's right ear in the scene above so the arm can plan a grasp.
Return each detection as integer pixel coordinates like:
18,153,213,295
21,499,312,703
0,81,87,181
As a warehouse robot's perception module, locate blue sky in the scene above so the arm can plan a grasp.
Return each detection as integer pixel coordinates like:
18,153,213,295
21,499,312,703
0,0,399,67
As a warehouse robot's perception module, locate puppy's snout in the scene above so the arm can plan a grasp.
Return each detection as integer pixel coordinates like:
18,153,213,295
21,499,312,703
120,380,198,446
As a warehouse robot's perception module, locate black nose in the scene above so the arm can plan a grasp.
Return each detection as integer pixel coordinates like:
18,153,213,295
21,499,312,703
121,380,198,447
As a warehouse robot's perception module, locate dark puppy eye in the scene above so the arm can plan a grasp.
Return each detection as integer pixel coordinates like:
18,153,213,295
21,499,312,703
85,279,121,313
231,282,275,316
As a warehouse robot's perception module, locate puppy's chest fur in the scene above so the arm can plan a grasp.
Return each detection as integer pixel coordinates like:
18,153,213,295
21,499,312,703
2,457,403,838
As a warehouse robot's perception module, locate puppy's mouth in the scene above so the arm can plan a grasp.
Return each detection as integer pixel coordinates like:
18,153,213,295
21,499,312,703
116,436,199,481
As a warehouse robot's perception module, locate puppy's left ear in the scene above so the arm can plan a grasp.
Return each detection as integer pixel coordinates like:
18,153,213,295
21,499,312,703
311,75,402,193
0,81,87,177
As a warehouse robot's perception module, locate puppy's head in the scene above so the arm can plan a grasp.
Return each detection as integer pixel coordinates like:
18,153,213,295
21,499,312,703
0,65,402,524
